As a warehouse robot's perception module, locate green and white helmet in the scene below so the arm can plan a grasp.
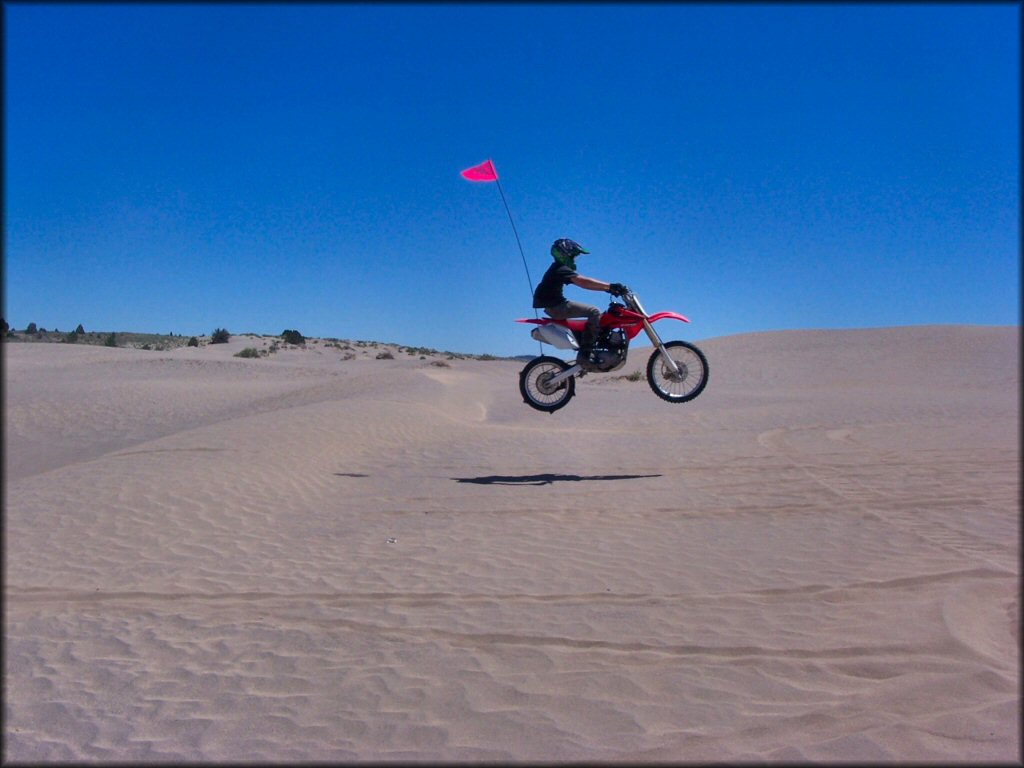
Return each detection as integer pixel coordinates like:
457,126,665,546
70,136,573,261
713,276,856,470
550,238,590,269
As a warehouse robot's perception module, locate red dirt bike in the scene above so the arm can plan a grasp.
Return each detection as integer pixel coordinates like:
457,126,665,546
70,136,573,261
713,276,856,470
516,287,709,413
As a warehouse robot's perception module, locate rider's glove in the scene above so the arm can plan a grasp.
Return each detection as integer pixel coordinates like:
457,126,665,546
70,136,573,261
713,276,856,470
608,282,626,296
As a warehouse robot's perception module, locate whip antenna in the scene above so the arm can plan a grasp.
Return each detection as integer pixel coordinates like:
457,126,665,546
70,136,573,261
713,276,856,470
460,159,535,298
494,175,534,298
460,158,542,352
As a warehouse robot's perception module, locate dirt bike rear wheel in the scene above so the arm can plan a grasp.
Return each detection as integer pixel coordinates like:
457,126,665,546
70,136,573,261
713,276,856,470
519,356,575,413
647,341,708,403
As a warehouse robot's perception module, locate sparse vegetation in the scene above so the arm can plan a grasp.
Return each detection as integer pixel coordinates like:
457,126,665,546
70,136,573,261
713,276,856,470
234,347,261,358
3,325,511,361
611,370,644,383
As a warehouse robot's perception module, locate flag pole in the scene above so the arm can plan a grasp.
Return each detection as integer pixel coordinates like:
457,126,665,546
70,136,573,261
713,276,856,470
461,158,542,353
493,176,534,300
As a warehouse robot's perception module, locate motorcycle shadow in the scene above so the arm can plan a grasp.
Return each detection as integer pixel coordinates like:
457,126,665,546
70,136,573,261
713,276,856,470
453,473,661,486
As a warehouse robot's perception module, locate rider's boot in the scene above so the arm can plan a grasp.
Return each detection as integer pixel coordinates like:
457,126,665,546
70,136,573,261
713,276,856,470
576,328,598,369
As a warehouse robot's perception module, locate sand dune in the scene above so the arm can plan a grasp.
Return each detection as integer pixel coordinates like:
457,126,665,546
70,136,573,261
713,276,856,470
4,326,1019,762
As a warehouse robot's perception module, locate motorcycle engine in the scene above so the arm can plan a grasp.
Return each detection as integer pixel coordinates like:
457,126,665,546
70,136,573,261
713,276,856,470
591,329,629,372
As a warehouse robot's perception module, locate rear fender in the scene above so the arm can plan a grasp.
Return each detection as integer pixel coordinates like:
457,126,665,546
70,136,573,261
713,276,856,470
515,318,573,327
515,317,585,332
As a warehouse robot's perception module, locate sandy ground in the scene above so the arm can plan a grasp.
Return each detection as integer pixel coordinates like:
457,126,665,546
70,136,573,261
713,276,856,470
3,326,1019,763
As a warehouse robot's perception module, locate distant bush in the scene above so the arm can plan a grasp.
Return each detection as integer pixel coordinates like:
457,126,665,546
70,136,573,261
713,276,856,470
104,332,118,347
25,323,37,334
75,324,85,334
1,318,7,334
235,347,261,358
211,328,231,344
281,329,305,345
430,359,451,368
375,350,394,360
64,331,79,344
187,336,199,347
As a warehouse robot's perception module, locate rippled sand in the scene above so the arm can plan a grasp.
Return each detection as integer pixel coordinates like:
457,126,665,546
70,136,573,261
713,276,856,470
4,326,1019,762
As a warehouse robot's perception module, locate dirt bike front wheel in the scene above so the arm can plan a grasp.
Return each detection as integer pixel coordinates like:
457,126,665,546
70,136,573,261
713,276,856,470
647,341,709,403
519,356,575,413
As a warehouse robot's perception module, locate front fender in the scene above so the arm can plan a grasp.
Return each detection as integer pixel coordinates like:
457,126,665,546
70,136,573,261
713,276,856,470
647,311,690,324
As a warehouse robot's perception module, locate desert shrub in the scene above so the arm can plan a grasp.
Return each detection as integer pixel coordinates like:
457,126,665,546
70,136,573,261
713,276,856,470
75,324,85,334
187,336,199,347
64,331,79,344
1,318,7,333
612,370,644,383
25,323,37,334
211,328,230,344
104,333,118,347
281,329,305,345
234,347,260,358
430,359,451,368
375,350,394,360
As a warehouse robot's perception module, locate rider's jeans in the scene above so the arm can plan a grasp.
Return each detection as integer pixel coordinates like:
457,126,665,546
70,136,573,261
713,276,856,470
544,300,600,348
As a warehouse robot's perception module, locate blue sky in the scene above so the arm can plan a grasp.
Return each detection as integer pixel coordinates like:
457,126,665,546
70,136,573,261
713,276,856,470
4,3,1019,356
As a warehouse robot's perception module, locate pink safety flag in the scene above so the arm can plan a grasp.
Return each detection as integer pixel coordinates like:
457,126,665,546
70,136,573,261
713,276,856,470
460,159,498,182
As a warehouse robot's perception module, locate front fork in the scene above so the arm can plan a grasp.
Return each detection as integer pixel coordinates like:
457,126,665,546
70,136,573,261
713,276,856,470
633,296,683,378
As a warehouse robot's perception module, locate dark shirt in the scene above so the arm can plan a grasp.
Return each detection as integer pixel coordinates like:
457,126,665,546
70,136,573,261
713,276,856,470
532,263,577,308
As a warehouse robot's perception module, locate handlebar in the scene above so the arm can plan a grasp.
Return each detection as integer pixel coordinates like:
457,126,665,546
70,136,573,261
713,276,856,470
608,283,631,298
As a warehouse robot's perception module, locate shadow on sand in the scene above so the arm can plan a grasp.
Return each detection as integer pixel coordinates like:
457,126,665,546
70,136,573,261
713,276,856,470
453,473,661,486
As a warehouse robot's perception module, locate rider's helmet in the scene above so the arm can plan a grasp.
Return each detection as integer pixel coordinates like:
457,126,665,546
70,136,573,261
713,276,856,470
550,238,589,270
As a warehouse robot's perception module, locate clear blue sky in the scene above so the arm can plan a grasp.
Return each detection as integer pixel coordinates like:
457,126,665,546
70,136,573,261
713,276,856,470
4,3,1019,356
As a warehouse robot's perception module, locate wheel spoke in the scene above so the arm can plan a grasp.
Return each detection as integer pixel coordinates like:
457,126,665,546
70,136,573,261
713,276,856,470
646,342,708,403
520,357,575,412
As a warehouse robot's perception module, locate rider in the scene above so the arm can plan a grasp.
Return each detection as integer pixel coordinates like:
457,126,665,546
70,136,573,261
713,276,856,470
533,238,625,367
